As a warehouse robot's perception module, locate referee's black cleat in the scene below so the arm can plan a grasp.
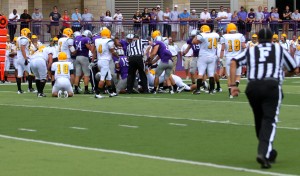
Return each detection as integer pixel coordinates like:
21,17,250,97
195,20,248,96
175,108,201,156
256,155,271,169
269,149,278,164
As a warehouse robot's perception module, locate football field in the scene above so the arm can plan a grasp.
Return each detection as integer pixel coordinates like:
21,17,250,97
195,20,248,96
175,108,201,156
0,78,300,176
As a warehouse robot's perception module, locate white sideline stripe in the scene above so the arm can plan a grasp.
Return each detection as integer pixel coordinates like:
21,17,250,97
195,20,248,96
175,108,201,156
0,134,296,176
119,124,139,128
0,103,299,131
169,123,187,127
117,96,300,108
18,128,37,132
0,90,300,107
70,127,88,130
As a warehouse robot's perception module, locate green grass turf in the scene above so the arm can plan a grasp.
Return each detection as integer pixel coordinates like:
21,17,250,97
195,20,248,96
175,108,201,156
0,78,300,175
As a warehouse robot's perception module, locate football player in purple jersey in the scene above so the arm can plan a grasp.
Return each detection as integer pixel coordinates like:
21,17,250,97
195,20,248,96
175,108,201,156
148,31,174,94
182,30,200,84
74,30,94,94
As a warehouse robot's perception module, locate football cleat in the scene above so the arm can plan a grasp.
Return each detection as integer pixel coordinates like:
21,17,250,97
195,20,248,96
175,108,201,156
216,88,223,92
63,91,68,98
169,90,174,94
95,94,104,99
109,92,118,97
17,90,24,94
177,86,185,93
74,89,80,94
229,95,234,99
193,90,201,94
58,90,63,98
256,155,271,169
37,93,46,97
28,88,38,93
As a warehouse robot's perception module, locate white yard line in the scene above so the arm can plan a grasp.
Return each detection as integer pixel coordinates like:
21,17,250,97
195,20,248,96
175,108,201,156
18,128,37,132
70,127,88,130
0,134,297,176
119,124,139,128
169,123,188,127
0,103,299,131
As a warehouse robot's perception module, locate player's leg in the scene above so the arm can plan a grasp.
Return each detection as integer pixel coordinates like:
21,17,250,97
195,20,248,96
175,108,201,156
74,57,82,94
16,59,25,93
207,57,216,94
81,56,92,94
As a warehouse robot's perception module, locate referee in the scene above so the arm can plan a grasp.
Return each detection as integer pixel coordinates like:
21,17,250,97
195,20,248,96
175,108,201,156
126,35,149,93
230,28,297,169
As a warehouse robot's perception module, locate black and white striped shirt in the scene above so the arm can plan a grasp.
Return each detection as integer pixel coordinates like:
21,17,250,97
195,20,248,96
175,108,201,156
126,39,149,57
234,43,297,84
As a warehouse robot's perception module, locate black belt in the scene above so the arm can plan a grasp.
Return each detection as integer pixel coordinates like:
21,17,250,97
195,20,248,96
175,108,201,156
248,78,279,82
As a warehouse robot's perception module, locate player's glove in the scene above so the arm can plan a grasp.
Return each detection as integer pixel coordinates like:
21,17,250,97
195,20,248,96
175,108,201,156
88,62,96,69
24,59,29,66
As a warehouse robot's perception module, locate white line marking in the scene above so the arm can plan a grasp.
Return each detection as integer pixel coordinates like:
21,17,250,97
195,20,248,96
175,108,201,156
18,128,37,132
0,134,296,176
70,127,88,130
119,124,139,128
169,123,187,127
0,103,299,131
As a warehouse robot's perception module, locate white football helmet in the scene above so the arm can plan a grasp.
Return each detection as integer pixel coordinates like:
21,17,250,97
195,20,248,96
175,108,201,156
73,31,81,38
82,30,92,38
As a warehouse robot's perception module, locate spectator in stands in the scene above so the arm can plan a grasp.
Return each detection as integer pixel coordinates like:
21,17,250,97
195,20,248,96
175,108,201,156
149,8,157,36
113,9,125,39
227,7,232,21
8,9,20,42
231,11,238,22
163,7,171,37
61,10,71,31
82,8,94,31
31,8,43,37
216,6,228,33
292,9,300,28
210,9,217,32
270,8,280,34
262,7,270,28
179,8,190,41
170,5,179,41
156,5,164,33
237,6,247,35
246,8,255,39
200,8,211,30
49,6,61,38
103,10,113,31
71,8,82,32
282,5,292,35
255,6,264,32
20,9,32,32
189,9,198,32
133,10,142,34
142,8,150,39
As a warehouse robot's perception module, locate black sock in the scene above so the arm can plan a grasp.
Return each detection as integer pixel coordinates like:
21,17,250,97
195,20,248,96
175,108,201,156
40,80,46,93
228,87,231,96
107,86,113,93
75,86,78,91
17,78,22,91
36,80,41,93
154,87,157,91
168,86,173,92
196,79,203,90
28,75,33,89
52,81,55,87
173,84,177,91
209,77,215,92
216,82,220,89
85,86,88,91
4,76,8,81
236,81,240,87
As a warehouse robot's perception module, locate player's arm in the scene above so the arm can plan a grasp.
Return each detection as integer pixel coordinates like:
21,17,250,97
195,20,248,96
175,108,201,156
220,43,225,59
149,45,159,61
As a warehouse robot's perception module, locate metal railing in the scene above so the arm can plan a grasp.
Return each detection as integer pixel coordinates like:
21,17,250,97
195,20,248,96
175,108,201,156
6,20,300,43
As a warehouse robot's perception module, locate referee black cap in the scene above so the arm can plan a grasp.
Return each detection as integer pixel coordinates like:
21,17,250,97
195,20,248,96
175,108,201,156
258,28,273,43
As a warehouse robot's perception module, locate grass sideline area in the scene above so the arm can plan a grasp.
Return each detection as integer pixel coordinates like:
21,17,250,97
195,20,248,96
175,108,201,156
0,78,300,176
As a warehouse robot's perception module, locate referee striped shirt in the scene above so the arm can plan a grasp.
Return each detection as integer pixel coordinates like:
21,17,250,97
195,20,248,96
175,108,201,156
234,43,297,84
126,39,149,57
